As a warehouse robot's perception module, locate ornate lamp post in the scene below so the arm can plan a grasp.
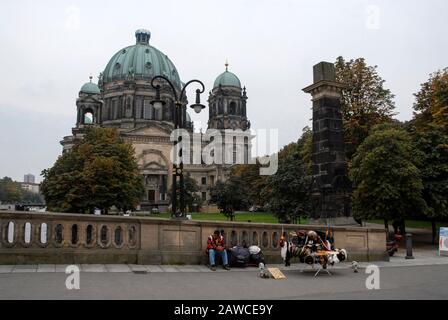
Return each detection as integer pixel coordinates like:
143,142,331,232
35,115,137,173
150,76,206,219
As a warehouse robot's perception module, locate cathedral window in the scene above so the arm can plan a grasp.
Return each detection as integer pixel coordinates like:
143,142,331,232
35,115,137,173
83,109,94,125
233,136,237,164
143,100,152,119
229,101,236,115
135,97,143,119
244,136,249,164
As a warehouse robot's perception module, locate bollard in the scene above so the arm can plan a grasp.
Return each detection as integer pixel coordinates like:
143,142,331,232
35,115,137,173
405,233,415,260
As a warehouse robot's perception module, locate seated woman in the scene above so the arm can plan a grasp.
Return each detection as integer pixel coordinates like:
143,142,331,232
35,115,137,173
206,230,231,271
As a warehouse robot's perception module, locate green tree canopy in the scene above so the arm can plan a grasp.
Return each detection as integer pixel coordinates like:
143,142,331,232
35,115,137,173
209,177,250,221
231,163,268,207
335,57,396,159
169,174,202,213
263,148,311,223
351,124,427,223
409,124,448,242
413,67,448,130
0,177,44,205
41,127,144,214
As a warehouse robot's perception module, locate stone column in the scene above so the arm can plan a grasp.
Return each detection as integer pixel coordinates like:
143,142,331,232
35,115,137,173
303,62,355,226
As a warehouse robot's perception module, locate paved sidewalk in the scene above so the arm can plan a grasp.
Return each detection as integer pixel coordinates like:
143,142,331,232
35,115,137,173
1,250,447,274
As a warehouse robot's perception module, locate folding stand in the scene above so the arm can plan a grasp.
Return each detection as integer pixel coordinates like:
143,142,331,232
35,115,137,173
314,265,332,277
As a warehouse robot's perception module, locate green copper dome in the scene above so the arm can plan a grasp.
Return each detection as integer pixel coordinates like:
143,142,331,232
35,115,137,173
213,70,241,89
80,80,101,94
102,29,181,87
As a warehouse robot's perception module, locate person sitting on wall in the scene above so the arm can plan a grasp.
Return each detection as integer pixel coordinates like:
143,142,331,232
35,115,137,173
207,230,231,271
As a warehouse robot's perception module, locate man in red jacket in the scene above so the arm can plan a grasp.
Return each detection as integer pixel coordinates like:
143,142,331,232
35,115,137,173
207,230,231,271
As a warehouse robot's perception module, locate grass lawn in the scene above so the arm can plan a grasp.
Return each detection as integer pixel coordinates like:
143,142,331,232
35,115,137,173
137,211,310,224
368,219,448,230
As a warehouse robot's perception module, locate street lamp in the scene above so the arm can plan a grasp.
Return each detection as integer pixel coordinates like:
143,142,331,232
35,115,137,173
150,76,206,219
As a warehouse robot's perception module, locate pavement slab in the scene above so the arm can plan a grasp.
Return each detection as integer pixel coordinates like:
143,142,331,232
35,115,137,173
160,265,180,272
105,264,132,273
55,265,73,273
12,265,37,273
129,264,148,274
37,265,56,273
0,265,14,274
145,265,164,273
81,264,107,273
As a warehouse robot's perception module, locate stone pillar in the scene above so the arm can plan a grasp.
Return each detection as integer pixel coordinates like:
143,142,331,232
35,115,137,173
303,62,355,226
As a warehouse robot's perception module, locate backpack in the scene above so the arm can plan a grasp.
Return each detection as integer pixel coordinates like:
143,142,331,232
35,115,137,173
229,246,250,268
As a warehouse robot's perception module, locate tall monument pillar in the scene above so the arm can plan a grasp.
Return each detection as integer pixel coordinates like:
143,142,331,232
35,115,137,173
303,62,355,226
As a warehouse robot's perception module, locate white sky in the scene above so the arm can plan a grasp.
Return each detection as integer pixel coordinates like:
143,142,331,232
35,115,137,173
0,0,447,182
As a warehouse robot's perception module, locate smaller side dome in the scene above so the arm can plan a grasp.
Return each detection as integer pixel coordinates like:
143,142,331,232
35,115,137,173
213,71,241,89
80,77,101,94
213,62,241,89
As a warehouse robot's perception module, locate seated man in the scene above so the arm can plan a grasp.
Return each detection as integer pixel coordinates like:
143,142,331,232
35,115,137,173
207,230,231,271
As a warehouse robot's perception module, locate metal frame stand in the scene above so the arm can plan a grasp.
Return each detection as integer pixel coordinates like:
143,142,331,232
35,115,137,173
314,266,332,277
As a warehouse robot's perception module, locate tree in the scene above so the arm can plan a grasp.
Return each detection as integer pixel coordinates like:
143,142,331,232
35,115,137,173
410,124,448,243
351,124,427,230
263,148,311,224
169,174,202,213
413,68,448,130
231,163,268,207
0,177,44,205
296,126,312,175
209,177,250,221
335,57,396,159
0,177,21,203
41,128,144,213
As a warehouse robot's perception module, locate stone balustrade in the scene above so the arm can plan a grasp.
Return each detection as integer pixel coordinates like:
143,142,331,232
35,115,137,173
0,211,388,265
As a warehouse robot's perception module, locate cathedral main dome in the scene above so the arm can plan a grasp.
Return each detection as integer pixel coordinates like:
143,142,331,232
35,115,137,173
102,29,181,87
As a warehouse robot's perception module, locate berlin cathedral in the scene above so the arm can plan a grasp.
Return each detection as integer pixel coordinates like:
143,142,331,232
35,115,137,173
61,29,252,212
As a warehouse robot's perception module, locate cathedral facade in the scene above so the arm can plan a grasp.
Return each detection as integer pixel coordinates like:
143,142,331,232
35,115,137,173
61,29,252,212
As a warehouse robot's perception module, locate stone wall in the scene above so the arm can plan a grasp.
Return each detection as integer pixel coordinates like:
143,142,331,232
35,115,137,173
0,211,388,265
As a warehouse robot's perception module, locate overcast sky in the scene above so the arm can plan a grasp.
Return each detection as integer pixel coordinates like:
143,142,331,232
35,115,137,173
0,0,447,183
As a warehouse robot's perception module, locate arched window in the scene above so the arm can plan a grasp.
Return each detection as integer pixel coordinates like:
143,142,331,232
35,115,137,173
143,100,152,119
262,232,269,248
218,100,223,114
244,136,249,164
128,226,137,246
115,227,123,246
40,223,48,244
100,226,109,245
125,97,133,118
55,224,63,244
83,111,93,125
272,232,279,249
241,231,249,247
7,221,15,244
252,232,259,246
229,101,236,115
233,137,237,164
71,225,78,245
24,222,32,244
86,225,93,245
230,230,238,246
